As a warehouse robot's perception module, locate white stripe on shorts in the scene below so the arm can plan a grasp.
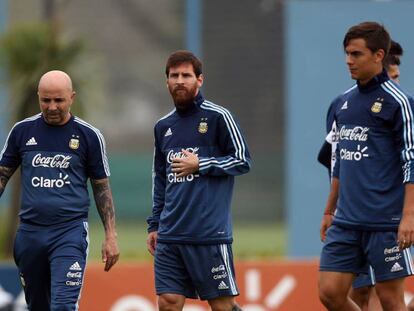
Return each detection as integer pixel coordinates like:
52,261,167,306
403,248,414,275
220,244,238,295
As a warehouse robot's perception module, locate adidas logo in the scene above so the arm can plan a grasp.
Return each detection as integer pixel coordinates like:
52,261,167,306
25,137,37,146
341,101,348,110
391,262,403,272
218,281,229,290
69,262,82,271
164,128,173,137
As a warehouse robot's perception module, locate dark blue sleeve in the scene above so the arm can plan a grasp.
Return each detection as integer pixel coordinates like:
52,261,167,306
198,112,251,176
86,130,110,179
0,126,21,168
147,126,166,233
317,141,331,171
326,100,337,133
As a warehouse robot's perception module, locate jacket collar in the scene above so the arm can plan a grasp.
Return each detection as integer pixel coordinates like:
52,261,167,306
357,69,389,93
175,92,204,117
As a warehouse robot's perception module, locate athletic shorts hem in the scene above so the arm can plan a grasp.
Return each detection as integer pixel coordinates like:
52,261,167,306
352,282,375,289
319,266,357,273
156,289,198,300
199,291,240,301
375,272,412,283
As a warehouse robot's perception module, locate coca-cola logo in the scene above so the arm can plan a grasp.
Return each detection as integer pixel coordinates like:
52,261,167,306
384,246,400,255
167,147,199,164
339,126,369,141
32,154,72,168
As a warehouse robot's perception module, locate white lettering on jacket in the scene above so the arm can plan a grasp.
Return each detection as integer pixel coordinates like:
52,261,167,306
167,147,199,164
32,154,72,168
339,126,369,141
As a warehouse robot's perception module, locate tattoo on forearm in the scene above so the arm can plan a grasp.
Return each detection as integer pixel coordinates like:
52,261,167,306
0,166,17,197
91,178,115,230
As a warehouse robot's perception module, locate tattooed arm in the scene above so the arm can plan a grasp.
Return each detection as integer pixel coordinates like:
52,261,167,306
0,166,17,197
90,178,120,271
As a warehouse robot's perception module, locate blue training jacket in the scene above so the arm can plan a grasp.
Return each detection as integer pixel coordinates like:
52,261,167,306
330,70,414,230
147,92,251,244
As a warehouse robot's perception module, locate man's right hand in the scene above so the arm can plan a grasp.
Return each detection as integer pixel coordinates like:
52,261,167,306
320,214,333,242
147,231,158,256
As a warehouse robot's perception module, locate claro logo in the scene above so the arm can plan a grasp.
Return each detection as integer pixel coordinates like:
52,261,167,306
32,173,71,188
340,145,369,161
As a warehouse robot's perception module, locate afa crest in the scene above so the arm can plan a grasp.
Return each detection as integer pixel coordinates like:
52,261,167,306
69,138,80,150
371,102,382,113
198,122,208,134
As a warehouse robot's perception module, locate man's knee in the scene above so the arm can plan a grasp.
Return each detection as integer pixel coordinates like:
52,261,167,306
375,278,406,310
319,280,347,308
349,286,371,308
158,294,185,311
208,296,236,311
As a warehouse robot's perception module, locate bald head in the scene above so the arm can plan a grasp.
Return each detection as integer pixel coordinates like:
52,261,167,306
38,70,75,125
38,70,73,92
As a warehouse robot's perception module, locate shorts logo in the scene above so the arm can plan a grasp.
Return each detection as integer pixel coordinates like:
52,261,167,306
391,262,403,272
69,262,82,271
66,280,82,286
218,281,229,290
211,265,225,273
384,246,400,255
67,271,82,278
213,272,228,280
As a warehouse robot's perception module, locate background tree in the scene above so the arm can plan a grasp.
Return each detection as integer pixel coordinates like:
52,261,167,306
0,18,84,257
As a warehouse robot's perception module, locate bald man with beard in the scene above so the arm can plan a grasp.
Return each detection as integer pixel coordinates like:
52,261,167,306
0,70,119,310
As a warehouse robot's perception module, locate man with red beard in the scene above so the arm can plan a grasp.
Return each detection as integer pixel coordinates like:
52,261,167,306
147,50,251,311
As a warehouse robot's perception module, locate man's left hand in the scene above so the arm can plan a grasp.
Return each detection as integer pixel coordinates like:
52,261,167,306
398,214,414,250
102,235,120,271
171,149,199,177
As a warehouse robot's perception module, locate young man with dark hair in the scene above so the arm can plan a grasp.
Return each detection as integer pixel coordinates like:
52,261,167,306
384,40,403,83
318,39,405,311
147,50,251,311
318,22,414,311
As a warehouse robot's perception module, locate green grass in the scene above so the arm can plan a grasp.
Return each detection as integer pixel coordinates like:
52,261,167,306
0,212,285,262
86,221,286,262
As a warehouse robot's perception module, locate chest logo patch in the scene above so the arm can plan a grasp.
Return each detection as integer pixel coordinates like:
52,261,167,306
198,122,208,134
371,102,382,113
69,138,79,150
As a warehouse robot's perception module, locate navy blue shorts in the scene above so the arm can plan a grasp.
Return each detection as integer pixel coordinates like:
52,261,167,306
320,224,413,282
13,219,89,311
352,265,375,289
154,243,239,300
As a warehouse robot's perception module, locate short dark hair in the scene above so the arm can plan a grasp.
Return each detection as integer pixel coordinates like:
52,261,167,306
384,40,403,69
343,21,391,57
165,50,203,77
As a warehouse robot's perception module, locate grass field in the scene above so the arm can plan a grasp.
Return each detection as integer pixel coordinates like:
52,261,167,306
0,216,286,261
86,221,286,262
